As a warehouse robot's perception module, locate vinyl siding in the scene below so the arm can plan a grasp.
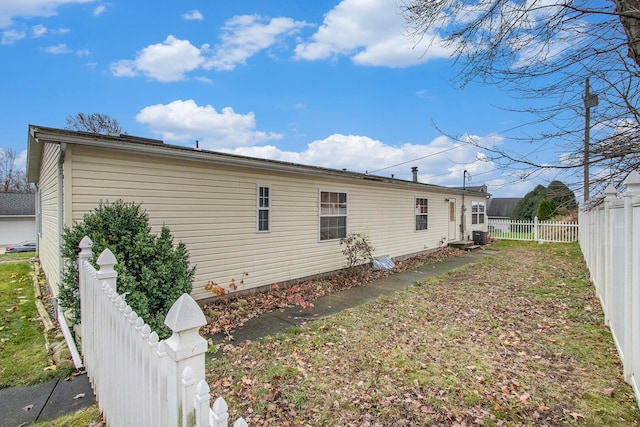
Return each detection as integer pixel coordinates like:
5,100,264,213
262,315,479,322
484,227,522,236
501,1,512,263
38,143,62,295
65,145,475,301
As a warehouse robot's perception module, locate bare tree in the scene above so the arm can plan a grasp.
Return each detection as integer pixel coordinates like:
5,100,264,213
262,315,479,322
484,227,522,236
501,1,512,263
65,112,123,135
1,148,32,193
403,0,640,197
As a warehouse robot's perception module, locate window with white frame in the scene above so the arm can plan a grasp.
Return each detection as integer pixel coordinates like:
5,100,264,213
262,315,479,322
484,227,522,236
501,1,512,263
472,201,485,224
257,185,270,232
320,191,347,240
415,198,428,230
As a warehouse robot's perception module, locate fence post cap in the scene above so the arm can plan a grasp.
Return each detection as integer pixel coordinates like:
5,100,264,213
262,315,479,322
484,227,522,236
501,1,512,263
196,379,210,396
79,236,93,251
624,170,640,195
164,293,206,332
604,184,617,199
96,248,117,278
212,396,228,415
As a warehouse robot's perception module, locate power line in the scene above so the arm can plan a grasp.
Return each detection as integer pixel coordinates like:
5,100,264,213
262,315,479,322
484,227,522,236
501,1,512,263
367,144,463,174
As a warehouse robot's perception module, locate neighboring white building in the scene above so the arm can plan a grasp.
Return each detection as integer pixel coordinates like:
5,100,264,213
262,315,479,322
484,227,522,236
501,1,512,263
0,192,36,246
27,125,489,300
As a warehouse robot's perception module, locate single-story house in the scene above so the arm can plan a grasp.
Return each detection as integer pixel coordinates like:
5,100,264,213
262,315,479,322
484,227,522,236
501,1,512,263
0,192,36,246
486,198,522,233
27,125,489,301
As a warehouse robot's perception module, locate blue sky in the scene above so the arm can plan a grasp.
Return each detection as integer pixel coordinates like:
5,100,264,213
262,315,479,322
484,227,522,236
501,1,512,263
0,0,575,197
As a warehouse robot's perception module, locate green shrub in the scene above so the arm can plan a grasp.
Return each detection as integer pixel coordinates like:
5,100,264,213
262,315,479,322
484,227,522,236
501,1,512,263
59,200,195,338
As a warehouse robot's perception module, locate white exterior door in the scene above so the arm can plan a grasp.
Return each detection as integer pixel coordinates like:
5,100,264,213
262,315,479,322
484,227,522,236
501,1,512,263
448,200,457,240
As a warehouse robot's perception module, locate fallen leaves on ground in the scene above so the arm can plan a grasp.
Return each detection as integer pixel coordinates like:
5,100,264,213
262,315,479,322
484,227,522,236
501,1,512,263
206,242,640,426
201,247,463,337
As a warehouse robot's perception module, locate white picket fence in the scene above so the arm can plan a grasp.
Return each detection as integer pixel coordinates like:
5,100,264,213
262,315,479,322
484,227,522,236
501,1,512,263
579,171,640,408
488,217,579,242
77,236,248,427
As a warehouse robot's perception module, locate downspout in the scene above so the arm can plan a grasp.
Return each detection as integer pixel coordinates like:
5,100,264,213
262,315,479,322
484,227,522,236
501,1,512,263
55,143,83,369
461,170,467,241
461,192,465,241
57,142,66,288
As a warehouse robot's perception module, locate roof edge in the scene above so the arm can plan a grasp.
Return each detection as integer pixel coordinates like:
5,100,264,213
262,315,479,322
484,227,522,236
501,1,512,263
27,125,490,197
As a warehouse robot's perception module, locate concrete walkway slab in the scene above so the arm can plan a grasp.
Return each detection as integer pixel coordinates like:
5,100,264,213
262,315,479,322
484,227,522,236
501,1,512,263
38,373,95,422
0,381,56,427
0,374,95,427
209,249,496,352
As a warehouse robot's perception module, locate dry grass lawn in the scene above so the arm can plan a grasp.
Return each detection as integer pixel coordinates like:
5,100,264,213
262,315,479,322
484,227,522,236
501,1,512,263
206,241,640,426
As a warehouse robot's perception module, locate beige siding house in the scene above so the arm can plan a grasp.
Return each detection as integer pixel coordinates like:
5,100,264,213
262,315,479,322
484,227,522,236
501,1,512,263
27,125,489,301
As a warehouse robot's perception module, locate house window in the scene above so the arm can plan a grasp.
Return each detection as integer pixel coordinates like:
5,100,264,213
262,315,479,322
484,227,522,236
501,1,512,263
320,191,347,240
415,198,428,230
472,201,485,224
257,185,270,232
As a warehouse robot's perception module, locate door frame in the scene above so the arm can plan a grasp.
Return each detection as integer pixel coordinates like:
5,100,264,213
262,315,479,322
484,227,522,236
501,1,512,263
448,199,457,241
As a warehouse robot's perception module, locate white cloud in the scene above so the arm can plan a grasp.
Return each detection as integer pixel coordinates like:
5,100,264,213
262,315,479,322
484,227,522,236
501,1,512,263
45,43,71,54
110,35,206,82
1,29,26,44
0,0,94,28
132,102,519,193
16,150,27,171
3,23,70,44
93,4,106,16
136,99,283,148
194,76,213,84
205,15,309,71
294,0,452,67
224,133,499,186
76,48,90,56
182,10,203,21
32,24,47,38
109,59,137,77
112,15,308,81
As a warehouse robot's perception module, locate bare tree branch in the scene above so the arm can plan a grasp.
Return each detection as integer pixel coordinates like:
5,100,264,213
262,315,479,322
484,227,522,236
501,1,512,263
65,112,123,135
0,148,33,193
403,0,640,196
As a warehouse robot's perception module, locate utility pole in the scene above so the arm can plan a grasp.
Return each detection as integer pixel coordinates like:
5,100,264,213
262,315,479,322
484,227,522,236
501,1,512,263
583,77,598,202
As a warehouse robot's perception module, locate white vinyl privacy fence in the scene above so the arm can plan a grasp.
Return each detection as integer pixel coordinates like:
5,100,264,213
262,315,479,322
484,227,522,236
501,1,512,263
77,236,248,427
488,217,578,242
579,171,640,408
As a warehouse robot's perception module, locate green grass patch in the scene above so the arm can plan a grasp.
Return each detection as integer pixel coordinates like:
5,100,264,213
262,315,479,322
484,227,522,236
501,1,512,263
0,251,36,262
0,261,71,388
30,405,102,426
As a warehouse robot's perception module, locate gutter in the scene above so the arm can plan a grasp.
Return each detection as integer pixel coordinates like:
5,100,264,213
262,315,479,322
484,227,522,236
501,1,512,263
29,125,485,199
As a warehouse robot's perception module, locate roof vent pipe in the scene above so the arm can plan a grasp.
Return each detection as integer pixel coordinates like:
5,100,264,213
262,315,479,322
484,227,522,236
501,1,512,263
411,166,418,183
